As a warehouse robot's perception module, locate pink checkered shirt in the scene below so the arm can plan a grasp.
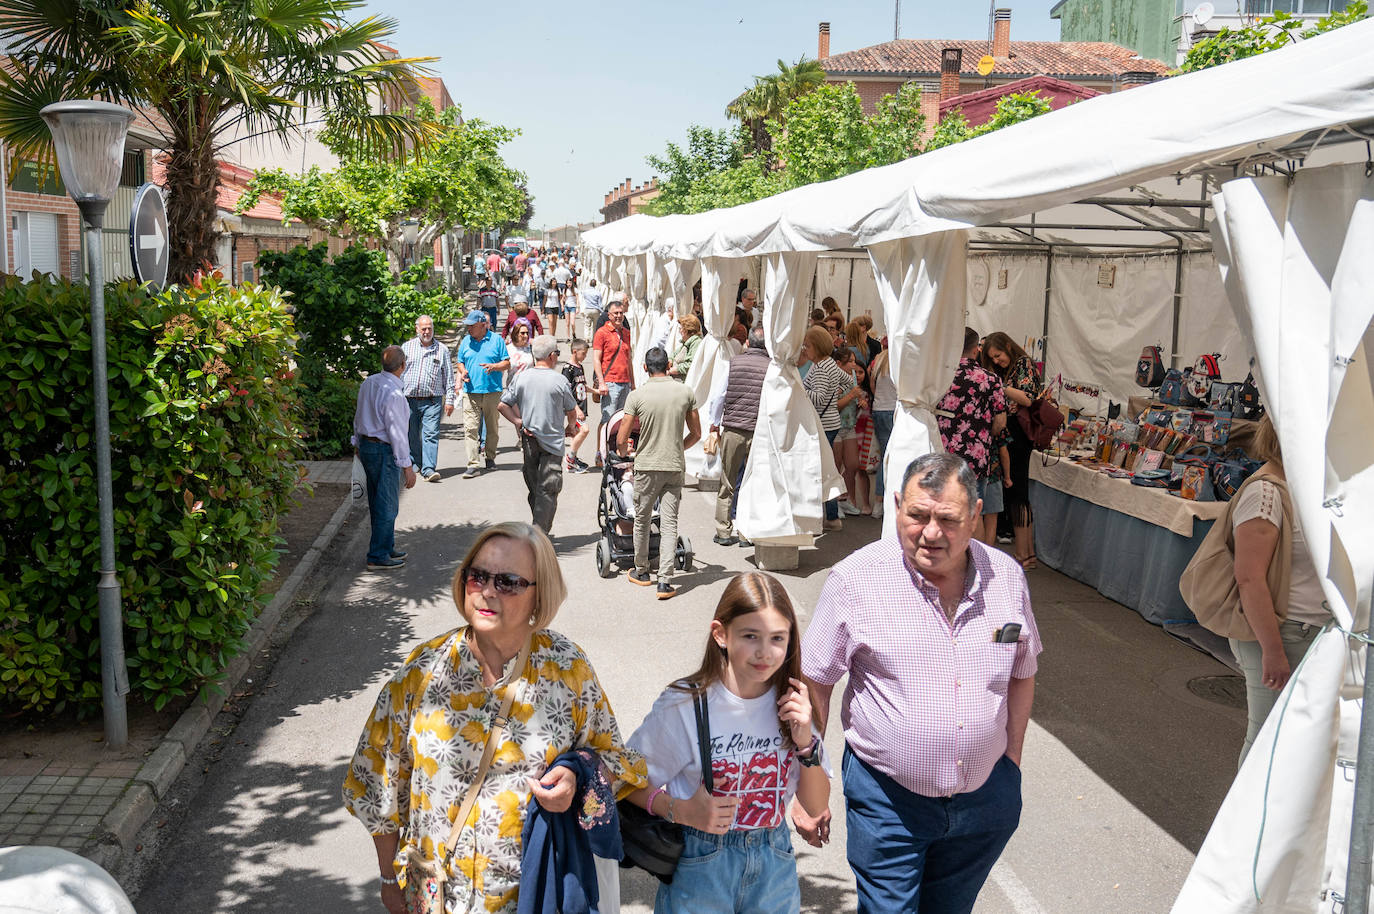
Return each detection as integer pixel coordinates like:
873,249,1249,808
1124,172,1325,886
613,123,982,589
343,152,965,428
803,537,1041,798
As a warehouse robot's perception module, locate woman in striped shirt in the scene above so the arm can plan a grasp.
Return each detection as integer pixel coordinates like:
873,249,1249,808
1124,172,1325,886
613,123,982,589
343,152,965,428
802,326,863,531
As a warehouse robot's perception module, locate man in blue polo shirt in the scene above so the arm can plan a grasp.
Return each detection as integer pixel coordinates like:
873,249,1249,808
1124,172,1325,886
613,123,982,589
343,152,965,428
456,310,510,479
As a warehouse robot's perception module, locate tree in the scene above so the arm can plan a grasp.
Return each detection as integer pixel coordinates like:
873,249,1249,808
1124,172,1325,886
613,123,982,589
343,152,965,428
1179,1,1367,72
772,82,925,187
0,0,435,282
726,56,827,156
240,99,527,272
925,91,1052,152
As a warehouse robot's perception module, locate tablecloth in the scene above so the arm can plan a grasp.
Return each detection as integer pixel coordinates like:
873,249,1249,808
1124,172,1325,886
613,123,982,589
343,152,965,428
1029,455,1226,537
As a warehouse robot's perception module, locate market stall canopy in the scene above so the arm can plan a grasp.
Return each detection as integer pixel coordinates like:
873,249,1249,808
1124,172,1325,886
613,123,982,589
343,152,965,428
582,18,1374,259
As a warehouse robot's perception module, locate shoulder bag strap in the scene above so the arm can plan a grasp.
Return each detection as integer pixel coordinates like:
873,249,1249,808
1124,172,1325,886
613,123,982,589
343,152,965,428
693,689,713,794
439,633,535,872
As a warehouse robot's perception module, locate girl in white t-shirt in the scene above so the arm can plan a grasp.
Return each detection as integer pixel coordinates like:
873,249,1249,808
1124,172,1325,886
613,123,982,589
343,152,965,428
626,572,830,914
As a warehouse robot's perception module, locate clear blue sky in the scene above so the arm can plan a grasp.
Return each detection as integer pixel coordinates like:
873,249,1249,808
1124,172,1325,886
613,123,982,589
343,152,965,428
363,1,1064,229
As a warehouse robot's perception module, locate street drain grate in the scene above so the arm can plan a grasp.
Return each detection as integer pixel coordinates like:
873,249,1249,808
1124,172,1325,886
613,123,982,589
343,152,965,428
1187,675,1247,709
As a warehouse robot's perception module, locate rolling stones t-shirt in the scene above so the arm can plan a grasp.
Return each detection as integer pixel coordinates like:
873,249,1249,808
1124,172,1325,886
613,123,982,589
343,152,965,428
629,680,829,830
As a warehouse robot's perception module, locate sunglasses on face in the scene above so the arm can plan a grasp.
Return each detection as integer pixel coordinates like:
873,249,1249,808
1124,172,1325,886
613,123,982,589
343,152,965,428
464,566,536,595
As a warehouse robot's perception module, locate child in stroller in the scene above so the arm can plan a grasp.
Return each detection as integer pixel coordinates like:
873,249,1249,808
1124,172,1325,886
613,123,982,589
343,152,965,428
594,410,693,578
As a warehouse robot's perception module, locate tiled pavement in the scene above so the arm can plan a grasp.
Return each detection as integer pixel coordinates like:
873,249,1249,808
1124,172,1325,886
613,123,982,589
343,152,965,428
0,461,352,873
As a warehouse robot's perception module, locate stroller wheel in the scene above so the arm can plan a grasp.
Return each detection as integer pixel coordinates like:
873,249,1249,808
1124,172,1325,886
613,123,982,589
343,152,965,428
677,536,693,573
596,537,615,578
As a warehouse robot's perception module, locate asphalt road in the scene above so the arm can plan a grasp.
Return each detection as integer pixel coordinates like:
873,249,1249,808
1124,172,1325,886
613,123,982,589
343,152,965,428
129,413,1247,914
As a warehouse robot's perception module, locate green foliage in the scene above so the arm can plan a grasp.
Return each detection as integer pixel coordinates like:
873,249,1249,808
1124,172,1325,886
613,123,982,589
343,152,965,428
242,98,526,272
0,274,304,715
1179,2,1366,72
926,92,1053,151
258,244,462,457
726,56,828,155
773,82,926,186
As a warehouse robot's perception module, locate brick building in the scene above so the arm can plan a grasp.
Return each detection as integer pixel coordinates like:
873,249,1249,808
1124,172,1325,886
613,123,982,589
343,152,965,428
600,177,660,223
815,10,1170,131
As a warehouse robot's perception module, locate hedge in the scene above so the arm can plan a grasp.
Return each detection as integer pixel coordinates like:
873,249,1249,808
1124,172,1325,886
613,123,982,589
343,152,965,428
0,273,304,714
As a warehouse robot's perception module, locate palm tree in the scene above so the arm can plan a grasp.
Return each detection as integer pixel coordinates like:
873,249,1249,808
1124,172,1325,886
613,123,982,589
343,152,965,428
726,56,827,155
0,0,436,282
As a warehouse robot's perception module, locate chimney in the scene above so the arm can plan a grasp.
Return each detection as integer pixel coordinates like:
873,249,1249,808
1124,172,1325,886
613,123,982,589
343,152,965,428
919,80,942,131
818,22,830,60
1121,70,1157,89
992,8,1011,58
940,47,963,102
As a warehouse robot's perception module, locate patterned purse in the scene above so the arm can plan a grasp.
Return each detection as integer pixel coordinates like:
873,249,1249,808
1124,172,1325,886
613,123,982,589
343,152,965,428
403,635,533,914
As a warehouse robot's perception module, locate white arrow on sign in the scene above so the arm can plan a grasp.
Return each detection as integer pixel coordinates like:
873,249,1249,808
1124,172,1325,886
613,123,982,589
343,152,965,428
139,219,166,261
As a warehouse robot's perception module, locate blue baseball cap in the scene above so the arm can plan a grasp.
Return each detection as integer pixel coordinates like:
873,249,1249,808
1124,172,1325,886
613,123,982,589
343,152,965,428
463,310,489,326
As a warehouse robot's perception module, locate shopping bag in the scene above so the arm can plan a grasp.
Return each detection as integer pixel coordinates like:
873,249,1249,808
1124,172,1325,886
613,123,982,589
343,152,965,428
352,454,366,500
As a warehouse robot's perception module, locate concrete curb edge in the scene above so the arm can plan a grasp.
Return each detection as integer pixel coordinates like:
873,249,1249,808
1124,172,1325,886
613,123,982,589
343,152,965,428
86,486,355,874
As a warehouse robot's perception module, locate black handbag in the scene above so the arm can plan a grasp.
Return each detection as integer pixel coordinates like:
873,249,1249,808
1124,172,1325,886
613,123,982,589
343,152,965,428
618,687,712,884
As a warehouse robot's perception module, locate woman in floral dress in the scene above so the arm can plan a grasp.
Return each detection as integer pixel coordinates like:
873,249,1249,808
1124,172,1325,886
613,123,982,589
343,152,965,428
343,521,646,914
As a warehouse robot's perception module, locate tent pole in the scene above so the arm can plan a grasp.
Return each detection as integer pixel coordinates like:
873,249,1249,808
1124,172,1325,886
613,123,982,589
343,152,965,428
847,257,856,322
1170,243,1185,367
1345,609,1374,914
1040,252,1052,370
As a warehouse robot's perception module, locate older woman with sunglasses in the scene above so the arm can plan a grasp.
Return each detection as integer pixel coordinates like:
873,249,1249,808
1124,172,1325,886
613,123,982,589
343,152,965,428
343,521,646,914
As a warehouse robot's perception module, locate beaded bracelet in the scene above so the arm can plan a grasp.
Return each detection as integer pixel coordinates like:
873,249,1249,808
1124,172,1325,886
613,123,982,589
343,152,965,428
647,785,669,819
379,873,398,886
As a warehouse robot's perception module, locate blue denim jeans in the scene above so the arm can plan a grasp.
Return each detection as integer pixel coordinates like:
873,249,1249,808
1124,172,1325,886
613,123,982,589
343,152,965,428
654,822,800,914
357,437,401,564
824,428,841,520
407,396,443,476
600,381,631,429
871,409,894,497
844,746,1021,914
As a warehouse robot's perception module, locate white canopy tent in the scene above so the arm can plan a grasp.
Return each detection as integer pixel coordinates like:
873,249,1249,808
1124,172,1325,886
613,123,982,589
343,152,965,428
583,20,1374,912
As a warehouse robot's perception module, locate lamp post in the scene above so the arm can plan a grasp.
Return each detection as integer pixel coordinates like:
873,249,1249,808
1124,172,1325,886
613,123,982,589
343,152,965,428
402,219,419,268
40,100,135,748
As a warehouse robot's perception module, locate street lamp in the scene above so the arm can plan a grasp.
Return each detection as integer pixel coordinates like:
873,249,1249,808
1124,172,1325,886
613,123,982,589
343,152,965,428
41,100,134,749
401,219,419,268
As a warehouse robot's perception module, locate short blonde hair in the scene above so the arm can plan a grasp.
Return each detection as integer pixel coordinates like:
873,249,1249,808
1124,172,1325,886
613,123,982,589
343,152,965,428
1252,414,1282,465
451,522,566,630
804,325,834,359
678,314,702,336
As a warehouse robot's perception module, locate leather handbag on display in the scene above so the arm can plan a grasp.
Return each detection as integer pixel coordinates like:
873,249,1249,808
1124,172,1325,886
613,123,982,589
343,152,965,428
1159,369,1188,406
618,687,712,884
1136,345,1165,389
1016,377,1065,450
1211,451,1264,501
1235,371,1265,420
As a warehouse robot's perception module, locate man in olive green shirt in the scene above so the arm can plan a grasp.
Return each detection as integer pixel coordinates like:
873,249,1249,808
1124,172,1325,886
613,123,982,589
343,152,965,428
617,347,700,600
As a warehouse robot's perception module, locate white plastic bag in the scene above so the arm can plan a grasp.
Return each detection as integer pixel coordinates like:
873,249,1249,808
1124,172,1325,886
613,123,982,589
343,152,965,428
351,454,366,500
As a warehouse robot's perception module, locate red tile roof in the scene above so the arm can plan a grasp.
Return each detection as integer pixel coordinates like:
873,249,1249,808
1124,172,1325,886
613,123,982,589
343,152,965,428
938,74,1102,123
148,157,292,222
820,39,1171,81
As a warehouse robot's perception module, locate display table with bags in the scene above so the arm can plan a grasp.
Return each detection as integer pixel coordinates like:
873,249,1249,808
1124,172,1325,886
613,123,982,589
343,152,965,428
1029,455,1226,626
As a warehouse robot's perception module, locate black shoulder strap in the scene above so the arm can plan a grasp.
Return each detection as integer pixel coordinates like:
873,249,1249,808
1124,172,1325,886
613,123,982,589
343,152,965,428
693,689,713,794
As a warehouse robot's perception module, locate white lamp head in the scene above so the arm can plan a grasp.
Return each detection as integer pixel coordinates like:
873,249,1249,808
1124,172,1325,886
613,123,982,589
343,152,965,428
402,220,419,245
39,100,135,207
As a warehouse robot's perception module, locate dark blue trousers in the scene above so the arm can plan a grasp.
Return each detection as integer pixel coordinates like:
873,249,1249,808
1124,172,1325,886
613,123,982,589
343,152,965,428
843,745,1021,914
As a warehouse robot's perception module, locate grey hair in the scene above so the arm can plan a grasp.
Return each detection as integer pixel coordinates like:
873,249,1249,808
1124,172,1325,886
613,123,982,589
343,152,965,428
747,324,767,350
900,453,979,516
381,345,406,373
531,334,558,361
415,314,434,328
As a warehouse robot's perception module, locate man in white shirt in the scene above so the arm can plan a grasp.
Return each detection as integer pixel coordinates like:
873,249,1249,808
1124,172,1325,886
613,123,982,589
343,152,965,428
551,262,573,337
353,346,418,570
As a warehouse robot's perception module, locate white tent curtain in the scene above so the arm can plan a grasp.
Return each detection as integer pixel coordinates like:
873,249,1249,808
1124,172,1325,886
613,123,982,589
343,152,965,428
736,250,842,541
1173,162,1374,913
868,232,969,535
626,254,653,386
683,256,745,475
965,253,1046,353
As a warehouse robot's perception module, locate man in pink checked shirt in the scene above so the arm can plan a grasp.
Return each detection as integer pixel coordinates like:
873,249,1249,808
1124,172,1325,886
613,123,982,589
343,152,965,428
801,451,1041,914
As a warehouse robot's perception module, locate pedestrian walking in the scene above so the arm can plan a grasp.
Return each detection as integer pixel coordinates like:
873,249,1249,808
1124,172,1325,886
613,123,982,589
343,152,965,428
497,335,578,534
561,338,592,473
936,327,1009,545
708,324,768,547
624,571,831,914
456,310,510,479
550,260,572,337
400,315,455,483
343,522,646,914
352,345,418,570
617,347,700,600
801,452,1041,914
580,277,603,342
477,276,501,327
591,296,634,462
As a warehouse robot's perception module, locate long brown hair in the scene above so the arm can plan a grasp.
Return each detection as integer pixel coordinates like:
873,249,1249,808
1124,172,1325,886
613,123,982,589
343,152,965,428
673,572,813,748
981,331,1029,378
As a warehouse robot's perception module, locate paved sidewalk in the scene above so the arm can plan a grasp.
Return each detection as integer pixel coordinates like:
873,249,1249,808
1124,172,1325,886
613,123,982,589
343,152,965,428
0,462,352,871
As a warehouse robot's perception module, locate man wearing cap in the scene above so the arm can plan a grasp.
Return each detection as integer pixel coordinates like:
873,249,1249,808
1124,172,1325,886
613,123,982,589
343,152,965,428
456,310,510,479
353,345,418,570
400,314,455,483
497,335,579,533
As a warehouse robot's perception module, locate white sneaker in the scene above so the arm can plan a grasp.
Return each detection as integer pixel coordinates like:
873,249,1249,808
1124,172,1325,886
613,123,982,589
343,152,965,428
839,500,860,516
871,501,884,518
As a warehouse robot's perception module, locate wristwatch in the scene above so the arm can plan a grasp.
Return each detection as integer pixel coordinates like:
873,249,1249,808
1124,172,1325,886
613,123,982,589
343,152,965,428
797,735,823,768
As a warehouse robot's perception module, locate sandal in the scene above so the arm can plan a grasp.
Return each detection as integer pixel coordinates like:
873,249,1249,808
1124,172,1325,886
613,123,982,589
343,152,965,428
1020,554,1039,570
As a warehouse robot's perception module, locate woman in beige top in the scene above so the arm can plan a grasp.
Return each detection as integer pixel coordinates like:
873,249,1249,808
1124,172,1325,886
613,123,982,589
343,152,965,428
1229,415,1332,764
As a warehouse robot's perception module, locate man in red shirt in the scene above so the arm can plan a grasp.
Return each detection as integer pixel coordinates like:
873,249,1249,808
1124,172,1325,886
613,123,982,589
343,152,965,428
590,296,633,462
486,250,502,288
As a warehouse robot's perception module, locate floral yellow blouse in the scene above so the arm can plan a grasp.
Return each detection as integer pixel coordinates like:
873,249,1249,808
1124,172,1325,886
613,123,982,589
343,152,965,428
343,627,646,914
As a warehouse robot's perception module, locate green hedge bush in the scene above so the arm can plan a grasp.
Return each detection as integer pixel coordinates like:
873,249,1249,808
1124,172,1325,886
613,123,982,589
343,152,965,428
258,243,465,458
0,274,304,714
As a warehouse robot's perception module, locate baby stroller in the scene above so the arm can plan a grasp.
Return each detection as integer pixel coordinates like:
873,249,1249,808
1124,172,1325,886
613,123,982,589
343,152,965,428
595,410,693,578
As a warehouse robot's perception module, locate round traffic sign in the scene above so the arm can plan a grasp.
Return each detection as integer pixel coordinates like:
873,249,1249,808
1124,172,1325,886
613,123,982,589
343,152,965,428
129,182,169,290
